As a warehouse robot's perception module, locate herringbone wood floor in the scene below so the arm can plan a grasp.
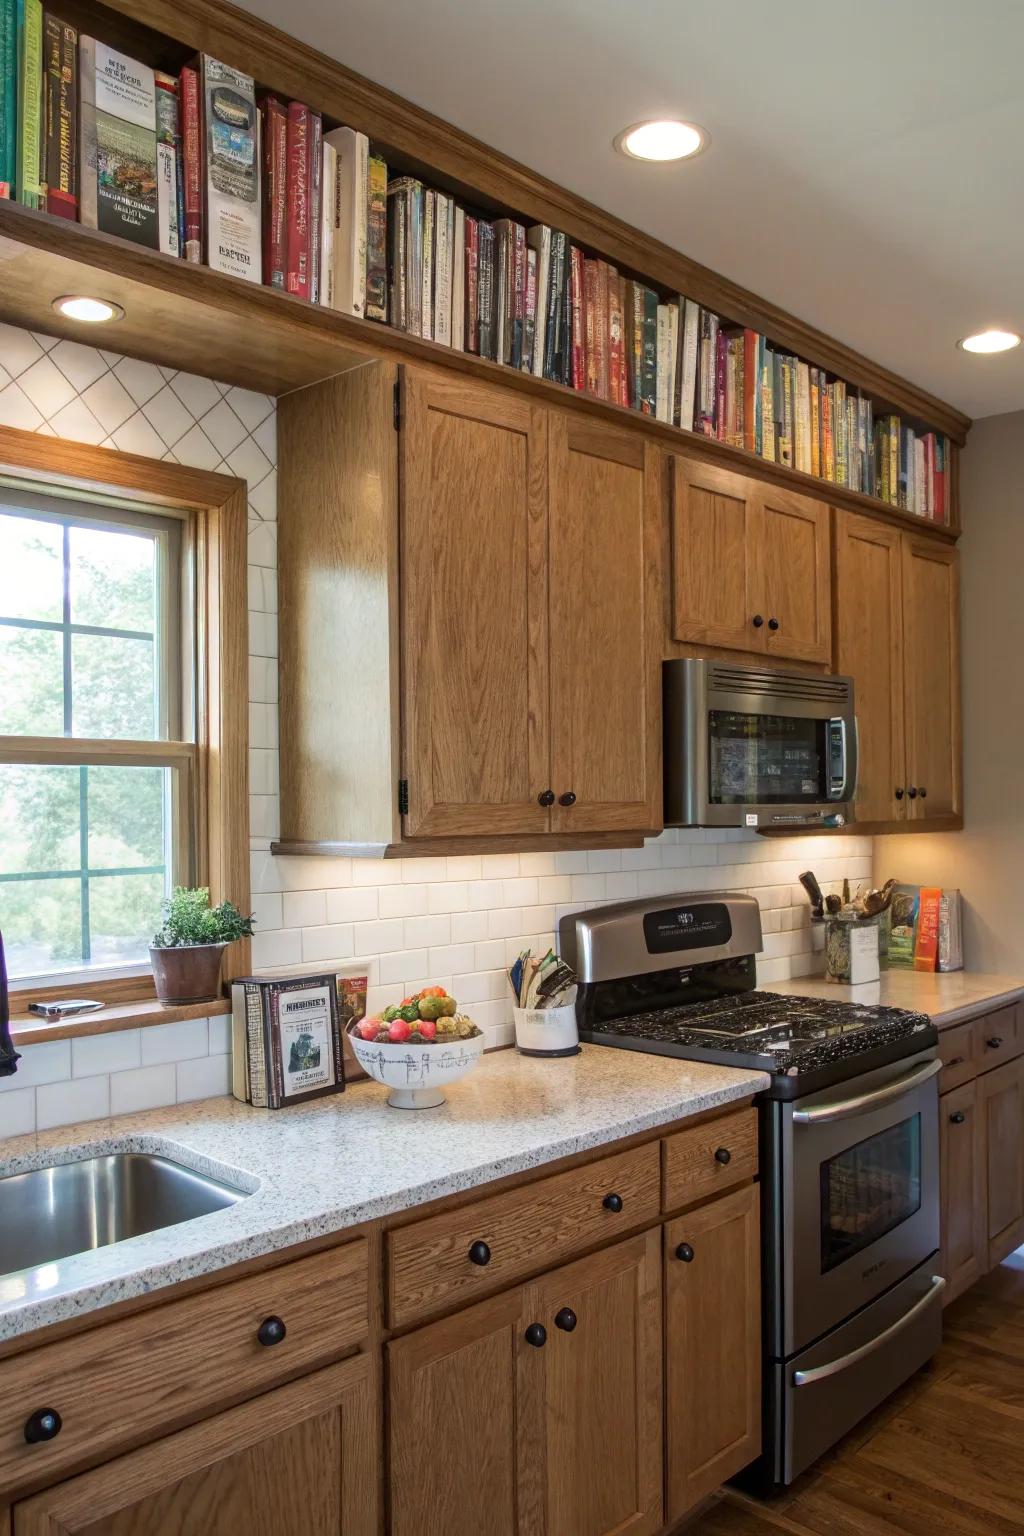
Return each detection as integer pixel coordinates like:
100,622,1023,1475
690,1250,1024,1533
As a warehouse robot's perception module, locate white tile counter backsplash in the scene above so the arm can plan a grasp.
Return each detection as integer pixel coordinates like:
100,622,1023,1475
0,324,873,1136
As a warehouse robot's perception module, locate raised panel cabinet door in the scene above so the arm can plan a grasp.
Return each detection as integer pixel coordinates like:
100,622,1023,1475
981,1056,1024,1269
833,511,906,825
670,455,759,652
516,1229,663,1536
754,486,831,663
400,369,550,838
939,1081,987,1305
664,1183,761,1522
388,1288,522,1536
548,415,662,835
901,536,961,820
12,1357,375,1536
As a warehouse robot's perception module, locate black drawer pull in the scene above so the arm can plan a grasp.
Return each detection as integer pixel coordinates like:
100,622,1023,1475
752,614,764,628
947,1055,965,1068
675,1243,695,1263
919,787,927,799
468,1240,491,1266
558,790,576,807
537,789,555,807
908,786,918,799
986,1037,1004,1050
525,1323,547,1348
894,787,905,801
555,1307,578,1332
257,1315,287,1347
714,1147,732,1166
767,617,779,631
949,1110,966,1125
602,1192,623,1213
24,1408,62,1444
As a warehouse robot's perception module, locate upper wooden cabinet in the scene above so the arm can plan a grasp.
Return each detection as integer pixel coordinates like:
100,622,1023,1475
834,511,960,829
671,456,830,664
277,363,662,855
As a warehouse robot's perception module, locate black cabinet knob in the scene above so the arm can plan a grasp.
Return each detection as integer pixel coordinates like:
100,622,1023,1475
919,787,927,799
714,1147,732,1166
525,1322,547,1348
468,1240,491,1266
537,789,555,807
948,1055,965,1067
949,1110,966,1124
908,786,918,799
257,1315,287,1347
894,788,905,801
675,1243,695,1263
767,617,780,631
555,1307,578,1333
602,1192,623,1213
24,1408,62,1444
986,1037,1004,1050
558,791,577,807
752,614,764,628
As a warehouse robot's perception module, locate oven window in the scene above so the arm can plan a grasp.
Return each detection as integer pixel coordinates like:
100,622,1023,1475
819,1115,922,1274
708,711,825,805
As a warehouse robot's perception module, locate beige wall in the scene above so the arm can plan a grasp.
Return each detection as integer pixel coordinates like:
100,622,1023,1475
877,410,1024,973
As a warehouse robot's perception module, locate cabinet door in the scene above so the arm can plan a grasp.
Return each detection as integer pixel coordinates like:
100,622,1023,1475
980,1055,1024,1269
670,456,759,652
548,415,662,835
13,1358,374,1536
400,370,550,838
940,1080,987,1304
517,1230,663,1536
901,536,961,820
388,1289,521,1536
754,485,831,663
664,1184,761,1521
833,512,906,825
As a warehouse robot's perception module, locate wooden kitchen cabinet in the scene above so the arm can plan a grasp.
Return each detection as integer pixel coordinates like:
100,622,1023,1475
939,1081,987,1304
663,1184,761,1521
980,1054,1024,1269
277,363,661,855
670,455,830,664
388,1230,663,1536
833,512,960,829
12,1357,375,1536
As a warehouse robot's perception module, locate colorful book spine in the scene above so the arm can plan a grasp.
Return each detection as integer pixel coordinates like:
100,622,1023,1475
386,178,407,329
451,202,465,352
154,70,179,256
319,138,335,308
569,244,585,391
464,214,478,352
477,217,495,360
365,152,387,321
324,124,367,317
78,37,157,245
543,231,566,383
17,0,42,208
43,13,75,219
285,101,310,298
526,225,550,378
308,110,322,304
0,0,15,196
260,94,286,288
433,191,451,345
523,243,536,372
200,55,259,282
421,187,434,339
678,297,699,431
608,274,624,407
179,64,202,262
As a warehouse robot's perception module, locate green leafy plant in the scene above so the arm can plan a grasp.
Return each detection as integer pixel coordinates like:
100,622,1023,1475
152,887,255,949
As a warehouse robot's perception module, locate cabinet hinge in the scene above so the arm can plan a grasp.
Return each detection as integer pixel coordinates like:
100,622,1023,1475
398,778,409,816
393,379,402,431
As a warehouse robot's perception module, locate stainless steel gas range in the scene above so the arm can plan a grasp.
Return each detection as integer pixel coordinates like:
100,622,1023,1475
559,891,944,1489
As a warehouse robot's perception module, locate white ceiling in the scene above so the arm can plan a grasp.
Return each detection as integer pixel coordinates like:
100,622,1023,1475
239,0,1024,421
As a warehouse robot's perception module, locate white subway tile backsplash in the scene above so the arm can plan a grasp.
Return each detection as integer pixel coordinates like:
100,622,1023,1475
0,1039,71,1091
110,1064,177,1115
251,927,303,968
177,1053,231,1103
326,887,380,923
72,1030,141,1078
250,892,284,931
141,1019,209,1066
451,911,488,943
301,924,355,963
37,1074,110,1131
282,889,327,928
1,1088,36,1136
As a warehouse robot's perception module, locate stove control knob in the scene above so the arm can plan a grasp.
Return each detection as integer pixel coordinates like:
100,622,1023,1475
714,1147,732,1166
675,1243,695,1263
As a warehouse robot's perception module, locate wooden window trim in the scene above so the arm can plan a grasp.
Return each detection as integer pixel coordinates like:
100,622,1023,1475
0,425,251,1012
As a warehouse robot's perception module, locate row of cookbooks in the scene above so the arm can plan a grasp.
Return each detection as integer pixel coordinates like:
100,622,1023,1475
0,15,950,522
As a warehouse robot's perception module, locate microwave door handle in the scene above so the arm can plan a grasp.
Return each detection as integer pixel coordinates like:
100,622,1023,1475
791,1057,942,1125
792,1275,946,1387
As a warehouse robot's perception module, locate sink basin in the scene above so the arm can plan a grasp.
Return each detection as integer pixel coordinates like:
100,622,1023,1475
0,1152,249,1278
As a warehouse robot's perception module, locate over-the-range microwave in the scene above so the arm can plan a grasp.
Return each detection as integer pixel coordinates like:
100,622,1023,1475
663,658,857,829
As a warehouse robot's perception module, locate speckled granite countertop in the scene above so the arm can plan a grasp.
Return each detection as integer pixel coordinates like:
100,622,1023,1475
0,1045,767,1344
771,970,1024,1029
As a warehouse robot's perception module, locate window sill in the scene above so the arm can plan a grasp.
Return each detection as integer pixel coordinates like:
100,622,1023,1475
10,996,231,1047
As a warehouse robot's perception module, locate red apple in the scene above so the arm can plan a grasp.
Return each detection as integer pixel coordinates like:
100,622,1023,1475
388,1018,412,1043
418,1020,437,1041
358,1018,381,1040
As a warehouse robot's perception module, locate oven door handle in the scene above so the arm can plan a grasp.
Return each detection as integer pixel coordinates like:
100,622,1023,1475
791,1057,942,1125
792,1275,946,1387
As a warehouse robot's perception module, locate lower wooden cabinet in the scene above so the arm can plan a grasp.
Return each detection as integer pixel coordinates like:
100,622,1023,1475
980,1055,1024,1268
388,1230,663,1536
939,1080,987,1304
663,1184,761,1521
11,1356,375,1536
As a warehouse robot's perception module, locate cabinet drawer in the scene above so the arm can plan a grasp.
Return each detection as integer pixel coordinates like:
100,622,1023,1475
0,1238,367,1497
662,1107,758,1210
387,1142,660,1329
938,1023,975,1092
973,1006,1022,1074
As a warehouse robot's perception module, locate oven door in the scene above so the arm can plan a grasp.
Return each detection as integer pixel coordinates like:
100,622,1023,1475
779,1050,940,1357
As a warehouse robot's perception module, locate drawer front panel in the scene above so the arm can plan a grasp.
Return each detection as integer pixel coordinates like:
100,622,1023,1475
662,1108,758,1210
1,1238,368,1497
973,1006,1022,1074
938,1022,975,1092
387,1142,660,1329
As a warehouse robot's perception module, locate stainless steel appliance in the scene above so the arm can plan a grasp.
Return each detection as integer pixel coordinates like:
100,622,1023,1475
559,893,942,1489
663,658,857,829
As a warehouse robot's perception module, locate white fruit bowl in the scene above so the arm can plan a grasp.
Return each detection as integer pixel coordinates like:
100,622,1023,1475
347,1023,485,1109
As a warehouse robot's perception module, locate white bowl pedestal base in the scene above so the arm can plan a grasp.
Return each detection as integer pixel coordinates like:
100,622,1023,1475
387,1085,447,1110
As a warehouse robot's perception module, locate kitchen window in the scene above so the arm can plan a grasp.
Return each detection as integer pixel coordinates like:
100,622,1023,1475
0,427,250,1009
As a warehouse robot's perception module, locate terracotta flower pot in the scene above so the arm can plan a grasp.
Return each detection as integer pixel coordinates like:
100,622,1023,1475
150,943,227,1006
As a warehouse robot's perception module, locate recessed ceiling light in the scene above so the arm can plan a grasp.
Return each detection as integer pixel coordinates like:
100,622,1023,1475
52,295,125,324
614,120,707,162
958,328,1020,355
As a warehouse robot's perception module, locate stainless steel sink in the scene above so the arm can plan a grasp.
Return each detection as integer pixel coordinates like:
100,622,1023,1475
0,1152,249,1278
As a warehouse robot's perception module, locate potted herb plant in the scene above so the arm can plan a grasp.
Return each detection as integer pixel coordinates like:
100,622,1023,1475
150,887,255,1006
